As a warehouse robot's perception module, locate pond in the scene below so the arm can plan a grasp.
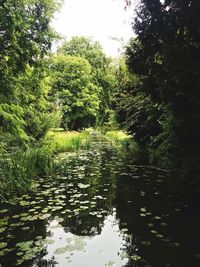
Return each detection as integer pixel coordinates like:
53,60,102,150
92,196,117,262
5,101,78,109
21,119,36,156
0,145,200,267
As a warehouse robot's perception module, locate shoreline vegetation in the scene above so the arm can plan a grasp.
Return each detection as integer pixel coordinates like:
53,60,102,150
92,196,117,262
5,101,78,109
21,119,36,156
0,129,133,201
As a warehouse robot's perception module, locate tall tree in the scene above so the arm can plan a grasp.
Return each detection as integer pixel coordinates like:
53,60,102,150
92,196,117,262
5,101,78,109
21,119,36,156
51,55,100,130
0,0,61,100
0,0,62,141
58,37,116,125
125,0,200,179
114,57,161,145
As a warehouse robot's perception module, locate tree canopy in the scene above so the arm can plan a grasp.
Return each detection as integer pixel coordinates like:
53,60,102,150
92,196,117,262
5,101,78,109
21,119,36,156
119,0,200,180
53,37,117,129
51,54,100,130
0,0,62,142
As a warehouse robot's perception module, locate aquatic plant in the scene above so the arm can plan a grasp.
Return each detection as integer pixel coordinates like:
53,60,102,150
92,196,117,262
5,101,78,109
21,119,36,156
45,130,92,153
0,147,53,199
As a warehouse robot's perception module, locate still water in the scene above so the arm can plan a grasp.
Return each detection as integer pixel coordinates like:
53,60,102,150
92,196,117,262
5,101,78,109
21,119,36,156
0,145,200,267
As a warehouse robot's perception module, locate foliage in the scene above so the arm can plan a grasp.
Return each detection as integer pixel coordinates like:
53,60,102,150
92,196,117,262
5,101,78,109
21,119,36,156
0,0,62,101
51,54,100,130
58,37,117,126
0,147,53,198
45,130,92,153
0,103,28,142
114,57,161,145
105,130,131,146
0,0,62,142
124,0,200,180
17,64,60,141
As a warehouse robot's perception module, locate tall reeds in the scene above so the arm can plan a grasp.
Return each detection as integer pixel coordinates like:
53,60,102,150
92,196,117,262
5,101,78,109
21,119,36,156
0,147,53,199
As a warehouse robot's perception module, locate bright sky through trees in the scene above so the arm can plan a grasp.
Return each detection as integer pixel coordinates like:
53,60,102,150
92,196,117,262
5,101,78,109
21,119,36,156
52,0,134,56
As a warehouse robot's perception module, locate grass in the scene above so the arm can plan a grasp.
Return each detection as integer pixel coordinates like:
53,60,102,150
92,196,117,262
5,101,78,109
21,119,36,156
0,129,93,200
0,128,136,200
0,147,53,200
45,130,92,153
105,130,131,145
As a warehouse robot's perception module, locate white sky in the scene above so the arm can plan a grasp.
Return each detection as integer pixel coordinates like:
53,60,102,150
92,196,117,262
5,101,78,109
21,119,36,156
51,0,135,57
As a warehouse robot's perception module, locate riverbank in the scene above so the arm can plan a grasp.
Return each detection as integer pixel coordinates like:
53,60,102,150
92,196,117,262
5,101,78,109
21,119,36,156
0,129,133,200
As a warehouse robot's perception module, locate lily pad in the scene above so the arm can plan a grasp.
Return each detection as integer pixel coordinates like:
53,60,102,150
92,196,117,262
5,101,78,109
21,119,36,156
77,183,90,189
0,209,8,214
141,240,151,246
45,239,55,245
39,213,51,220
131,254,141,261
0,242,8,249
0,248,12,257
0,227,7,233
54,247,68,255
154,216,161,220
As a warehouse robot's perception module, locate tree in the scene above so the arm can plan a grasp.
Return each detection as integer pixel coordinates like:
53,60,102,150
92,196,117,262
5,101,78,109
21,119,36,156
58,37,116,126
17,64,59,141
0,0,61,100
125,0,200,180
114,57,161,145
0,0,62,141
51,55,100,130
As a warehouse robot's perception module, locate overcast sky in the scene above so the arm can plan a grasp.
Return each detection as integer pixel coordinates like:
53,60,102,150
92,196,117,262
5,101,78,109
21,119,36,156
51,0,135,57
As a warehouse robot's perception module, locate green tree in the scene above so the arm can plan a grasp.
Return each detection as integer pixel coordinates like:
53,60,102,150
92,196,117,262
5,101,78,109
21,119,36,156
0,0,61,141
17,64,59,141
114,57,161,145
0,0,61,100
125,0,200,180
51,55,100,130
58,36,116,126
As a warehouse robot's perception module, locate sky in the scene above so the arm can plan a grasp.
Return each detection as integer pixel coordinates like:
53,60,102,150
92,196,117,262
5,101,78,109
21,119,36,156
51,0,136,57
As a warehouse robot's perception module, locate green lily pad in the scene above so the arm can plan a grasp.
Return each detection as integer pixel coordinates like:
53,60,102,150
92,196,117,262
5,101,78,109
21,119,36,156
54,247,68,255
131,254,141,261
16,240,34,251
35,236,43,240
0,227,7,233
12,215,20,219
10,222,22,227
16,251,24,256
156,234,164,238
22,226,30,231
77,183,90,189
0,248,12,257
154,216,161,220
45,239,55,245
105,261,115,266
147,223,154,227
0,209,8,214
140,207,147,212
0,242,8,249
39,213,51,220
141,240,151,246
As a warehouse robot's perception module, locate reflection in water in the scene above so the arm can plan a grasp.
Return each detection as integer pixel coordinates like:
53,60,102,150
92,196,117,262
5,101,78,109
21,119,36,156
0,146,200,267
42,212,129,267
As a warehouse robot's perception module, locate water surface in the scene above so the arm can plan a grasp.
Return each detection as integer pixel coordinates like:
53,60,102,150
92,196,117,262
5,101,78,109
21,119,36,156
0,146,200,267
